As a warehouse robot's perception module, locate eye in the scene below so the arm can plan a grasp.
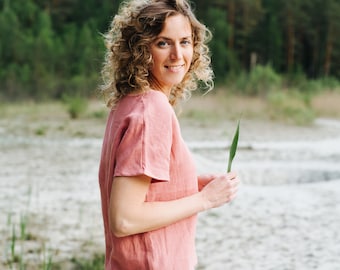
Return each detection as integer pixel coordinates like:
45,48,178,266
181,39,192,46
156,40,170,48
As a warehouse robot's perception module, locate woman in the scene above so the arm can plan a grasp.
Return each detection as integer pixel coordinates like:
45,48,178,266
98,0,239,269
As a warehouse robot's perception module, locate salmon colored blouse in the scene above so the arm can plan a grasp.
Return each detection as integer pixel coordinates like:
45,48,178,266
99,90,198,269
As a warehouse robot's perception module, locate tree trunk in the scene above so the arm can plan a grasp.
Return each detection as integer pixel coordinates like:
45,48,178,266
286,9,295,72
324,24,333,76
227,0,235,49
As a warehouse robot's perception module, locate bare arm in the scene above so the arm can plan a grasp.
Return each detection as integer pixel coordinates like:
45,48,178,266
109,173,239,237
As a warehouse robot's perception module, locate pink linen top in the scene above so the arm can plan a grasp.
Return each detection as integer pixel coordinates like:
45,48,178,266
99,90,198,270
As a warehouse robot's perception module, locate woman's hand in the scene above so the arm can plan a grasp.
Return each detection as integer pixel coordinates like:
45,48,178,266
199,172,239,210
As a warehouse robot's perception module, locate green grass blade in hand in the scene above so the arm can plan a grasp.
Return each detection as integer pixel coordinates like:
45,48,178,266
227,120,240,173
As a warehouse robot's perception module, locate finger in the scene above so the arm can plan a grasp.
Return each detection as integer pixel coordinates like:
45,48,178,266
228,173,237,180
230,178,240,187
227,171,237,179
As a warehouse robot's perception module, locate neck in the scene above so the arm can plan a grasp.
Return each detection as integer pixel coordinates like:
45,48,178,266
149,77,171,98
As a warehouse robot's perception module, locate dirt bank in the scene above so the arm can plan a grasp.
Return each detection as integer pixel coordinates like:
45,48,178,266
1,100,340,269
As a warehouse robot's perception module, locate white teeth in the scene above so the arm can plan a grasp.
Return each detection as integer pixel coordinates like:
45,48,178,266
166,65,183,72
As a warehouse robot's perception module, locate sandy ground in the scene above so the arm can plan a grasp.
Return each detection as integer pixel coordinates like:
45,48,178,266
1,103,340,269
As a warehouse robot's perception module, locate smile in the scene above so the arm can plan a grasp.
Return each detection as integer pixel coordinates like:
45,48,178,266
165,64,185,72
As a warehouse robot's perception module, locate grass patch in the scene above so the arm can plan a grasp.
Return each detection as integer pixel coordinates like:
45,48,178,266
182,85,340,126
4,212,54,270
70,254,105,270
181,91,267,123
90,109,107,119
267,91,315,125
0,100,107,138
0,101,67,120
34,125,49,136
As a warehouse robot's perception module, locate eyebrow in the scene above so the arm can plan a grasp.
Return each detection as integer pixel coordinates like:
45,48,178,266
156,36,192,41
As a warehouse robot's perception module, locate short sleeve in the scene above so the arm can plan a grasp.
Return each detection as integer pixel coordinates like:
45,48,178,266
114,94,173,181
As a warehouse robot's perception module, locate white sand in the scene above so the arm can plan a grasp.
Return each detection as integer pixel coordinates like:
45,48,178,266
1,117,340,269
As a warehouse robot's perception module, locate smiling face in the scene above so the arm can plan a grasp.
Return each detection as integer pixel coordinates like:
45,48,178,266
149,14,193,95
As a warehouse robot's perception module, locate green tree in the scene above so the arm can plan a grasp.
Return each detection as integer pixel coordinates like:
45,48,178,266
32,9,57,98
235,0,264,67
0,2,22,97
206,8,229,81
1,0,340,101
323,0,340,76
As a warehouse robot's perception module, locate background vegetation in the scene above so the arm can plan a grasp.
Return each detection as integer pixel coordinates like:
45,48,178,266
0,0,340,119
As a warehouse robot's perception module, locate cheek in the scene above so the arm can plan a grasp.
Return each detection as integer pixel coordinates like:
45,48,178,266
186,48,194,62
149,56,164,79
186,51,194,69
151,48,166,64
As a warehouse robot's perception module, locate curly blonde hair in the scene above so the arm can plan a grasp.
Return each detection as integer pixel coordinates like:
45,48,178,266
100,0,213,108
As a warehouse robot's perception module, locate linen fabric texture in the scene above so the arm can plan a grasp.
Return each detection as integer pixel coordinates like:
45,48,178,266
99,90,198,270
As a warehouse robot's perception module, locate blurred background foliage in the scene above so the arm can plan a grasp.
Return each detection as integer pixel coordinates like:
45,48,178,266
0,0,339,101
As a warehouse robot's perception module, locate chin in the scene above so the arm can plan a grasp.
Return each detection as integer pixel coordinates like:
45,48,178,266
170,75,186,85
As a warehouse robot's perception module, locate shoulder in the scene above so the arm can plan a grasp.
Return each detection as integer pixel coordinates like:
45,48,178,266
142,90,170,107
113,90,173,126
140,90,173,118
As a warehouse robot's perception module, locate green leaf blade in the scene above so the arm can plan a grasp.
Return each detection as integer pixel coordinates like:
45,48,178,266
227,120,240,173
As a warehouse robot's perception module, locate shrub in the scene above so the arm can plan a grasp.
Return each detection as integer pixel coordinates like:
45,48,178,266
297,79,323,94
232,65,282,96
62,95,88,119
247,65,282,96
319,76,340,91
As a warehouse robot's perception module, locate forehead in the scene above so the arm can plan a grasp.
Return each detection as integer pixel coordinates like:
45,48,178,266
158,14,192,38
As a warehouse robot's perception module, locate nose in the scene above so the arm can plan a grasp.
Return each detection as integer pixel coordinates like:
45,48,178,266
170,43,182,60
